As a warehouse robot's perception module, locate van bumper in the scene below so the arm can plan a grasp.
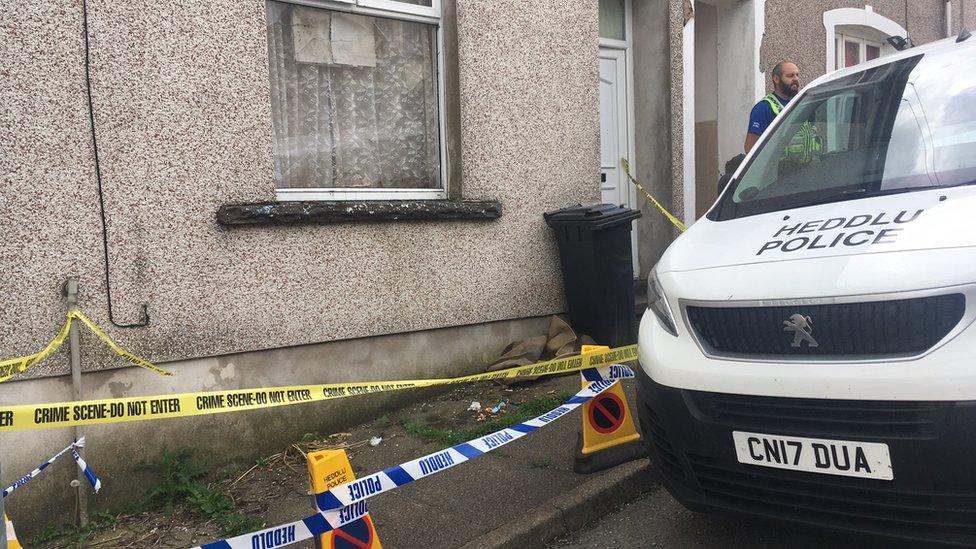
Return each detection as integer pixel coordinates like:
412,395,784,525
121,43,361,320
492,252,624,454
635,365,976,546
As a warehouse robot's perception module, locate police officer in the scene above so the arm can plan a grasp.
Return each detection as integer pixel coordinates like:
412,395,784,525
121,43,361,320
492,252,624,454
744,60,801,153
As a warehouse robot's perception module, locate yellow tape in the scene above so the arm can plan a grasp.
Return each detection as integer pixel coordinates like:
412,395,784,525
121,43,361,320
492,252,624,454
0,310,172,383
620,158,687,232
0,319,72,383
68,311,173,377
0,345,638,433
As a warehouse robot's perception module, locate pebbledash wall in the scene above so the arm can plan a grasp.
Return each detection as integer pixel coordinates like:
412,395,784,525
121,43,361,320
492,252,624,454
0,0,601,531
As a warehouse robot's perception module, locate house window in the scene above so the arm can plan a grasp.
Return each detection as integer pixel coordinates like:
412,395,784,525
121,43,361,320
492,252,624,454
836,32,885,69
823,7,906,73
266,0,445,200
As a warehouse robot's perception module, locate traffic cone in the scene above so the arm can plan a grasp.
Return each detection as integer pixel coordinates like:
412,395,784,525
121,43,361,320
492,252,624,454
574,345,645,473
4,513,22,549
307,449,383,549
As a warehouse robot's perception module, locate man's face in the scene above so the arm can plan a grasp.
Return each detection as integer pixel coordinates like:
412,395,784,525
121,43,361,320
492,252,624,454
774,63,801,98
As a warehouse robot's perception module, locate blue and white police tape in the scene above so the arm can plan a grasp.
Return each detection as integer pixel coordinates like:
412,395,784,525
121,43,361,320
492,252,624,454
2,437,101,498
71,447,102,493
194,365,634,549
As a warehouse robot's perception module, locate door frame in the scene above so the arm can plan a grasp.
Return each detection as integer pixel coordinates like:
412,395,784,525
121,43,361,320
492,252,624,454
599,0,638,275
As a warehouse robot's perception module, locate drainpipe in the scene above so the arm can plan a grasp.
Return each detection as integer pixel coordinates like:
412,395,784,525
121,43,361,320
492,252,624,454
947,0,953,36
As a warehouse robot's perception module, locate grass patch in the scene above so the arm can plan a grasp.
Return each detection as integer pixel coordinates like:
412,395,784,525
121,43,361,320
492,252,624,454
138,448,264,536
404,392,573,448
34,450,264,545
28,511,118,546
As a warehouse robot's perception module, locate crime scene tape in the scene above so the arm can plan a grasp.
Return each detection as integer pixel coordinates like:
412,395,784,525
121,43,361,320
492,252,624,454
2,437,101,498
194,365,633,549
0,318,71,383
0,310,172,383
0,344,637,433
70,311,172,378
620,158,687,232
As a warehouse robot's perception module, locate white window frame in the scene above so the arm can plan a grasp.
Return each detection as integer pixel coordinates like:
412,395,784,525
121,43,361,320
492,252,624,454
823,6,907,73
836,32,886,69
271,0,449,201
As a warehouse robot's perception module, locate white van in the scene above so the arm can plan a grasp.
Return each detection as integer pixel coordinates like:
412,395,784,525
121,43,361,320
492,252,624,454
636,35,976,545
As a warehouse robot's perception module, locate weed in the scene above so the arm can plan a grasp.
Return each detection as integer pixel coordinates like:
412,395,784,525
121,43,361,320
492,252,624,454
28,510,118,546
189,489,233,518
138,448,264,536
528,458,552,469
139,447,209,510
404,392,573,448
217,512,265,535
29,523,68,546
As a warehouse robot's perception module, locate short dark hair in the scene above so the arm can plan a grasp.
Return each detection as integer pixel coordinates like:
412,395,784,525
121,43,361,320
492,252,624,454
772,60,795,79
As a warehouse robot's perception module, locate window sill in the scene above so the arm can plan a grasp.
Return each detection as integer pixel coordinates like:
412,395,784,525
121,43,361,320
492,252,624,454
216,200,502,226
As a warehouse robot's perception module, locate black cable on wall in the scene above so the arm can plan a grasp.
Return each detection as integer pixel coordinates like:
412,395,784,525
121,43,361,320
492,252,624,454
82,0,149,328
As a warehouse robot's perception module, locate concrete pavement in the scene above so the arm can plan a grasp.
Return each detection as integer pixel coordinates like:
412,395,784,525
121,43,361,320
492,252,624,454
548,486,896,549
360,375,656,548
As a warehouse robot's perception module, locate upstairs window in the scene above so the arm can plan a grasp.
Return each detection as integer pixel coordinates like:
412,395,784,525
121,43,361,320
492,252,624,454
266,0,445,200
823,7,905,73
836,31,885,69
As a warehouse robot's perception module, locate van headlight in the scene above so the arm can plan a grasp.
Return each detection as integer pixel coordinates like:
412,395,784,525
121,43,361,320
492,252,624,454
647,266,678,336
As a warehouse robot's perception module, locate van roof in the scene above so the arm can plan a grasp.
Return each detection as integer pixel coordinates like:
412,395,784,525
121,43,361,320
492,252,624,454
806,32,976,90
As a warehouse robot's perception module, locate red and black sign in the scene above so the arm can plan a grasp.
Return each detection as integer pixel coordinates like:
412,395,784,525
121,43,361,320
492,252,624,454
332,516,376,549
588,392,626,434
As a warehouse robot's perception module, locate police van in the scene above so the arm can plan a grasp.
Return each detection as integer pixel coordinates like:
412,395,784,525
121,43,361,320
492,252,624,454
637,34,976,544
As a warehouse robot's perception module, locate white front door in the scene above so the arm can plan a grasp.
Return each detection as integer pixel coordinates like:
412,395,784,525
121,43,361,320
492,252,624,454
599,46,639,273
599,48,630,207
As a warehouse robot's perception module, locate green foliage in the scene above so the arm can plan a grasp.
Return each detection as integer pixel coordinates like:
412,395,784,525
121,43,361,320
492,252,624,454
29,523,68,546
140,448,209,510
189,488,233,518
28,510,118,546
138,448,264,536
216,512,266,536
404,392,573,448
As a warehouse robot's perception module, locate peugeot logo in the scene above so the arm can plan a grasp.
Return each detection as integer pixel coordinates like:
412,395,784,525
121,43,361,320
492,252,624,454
783,314,819,348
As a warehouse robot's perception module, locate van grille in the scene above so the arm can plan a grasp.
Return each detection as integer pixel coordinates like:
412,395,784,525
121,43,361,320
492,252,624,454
640,408,688,485
686,294,965,358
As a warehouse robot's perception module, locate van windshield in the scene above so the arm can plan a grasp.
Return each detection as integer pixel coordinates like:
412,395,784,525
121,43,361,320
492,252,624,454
713,50,976,221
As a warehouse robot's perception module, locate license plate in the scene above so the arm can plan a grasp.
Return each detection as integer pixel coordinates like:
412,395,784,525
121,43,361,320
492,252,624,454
732,431,893,480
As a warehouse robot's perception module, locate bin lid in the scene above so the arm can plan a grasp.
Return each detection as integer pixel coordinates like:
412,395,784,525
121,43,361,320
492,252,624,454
543,203,642,230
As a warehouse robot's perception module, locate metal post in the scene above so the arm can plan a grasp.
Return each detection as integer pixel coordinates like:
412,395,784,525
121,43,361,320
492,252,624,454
63,278,88,527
